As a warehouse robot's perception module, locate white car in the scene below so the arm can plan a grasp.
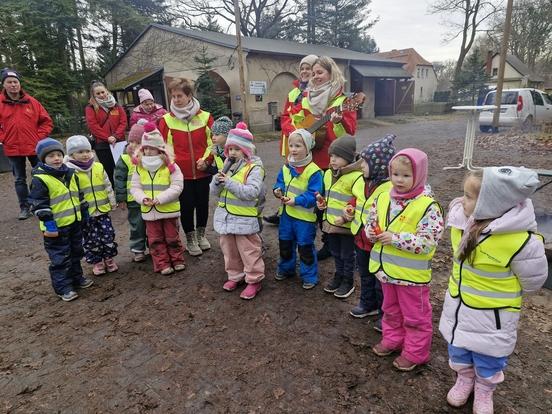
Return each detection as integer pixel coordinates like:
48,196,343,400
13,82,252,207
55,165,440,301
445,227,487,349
479,88,552,132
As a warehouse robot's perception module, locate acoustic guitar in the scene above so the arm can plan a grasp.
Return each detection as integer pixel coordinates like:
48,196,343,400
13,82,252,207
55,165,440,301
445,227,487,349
297,92,366,150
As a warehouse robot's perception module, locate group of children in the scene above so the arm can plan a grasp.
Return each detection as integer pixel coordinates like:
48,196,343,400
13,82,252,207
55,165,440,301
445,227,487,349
28,114,548,413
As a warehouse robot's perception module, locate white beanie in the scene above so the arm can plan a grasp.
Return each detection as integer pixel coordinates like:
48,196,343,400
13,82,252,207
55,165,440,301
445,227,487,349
300,55,318,70
66,135,92,155
289,129,315,152
138,88,154,103
473,166,540,220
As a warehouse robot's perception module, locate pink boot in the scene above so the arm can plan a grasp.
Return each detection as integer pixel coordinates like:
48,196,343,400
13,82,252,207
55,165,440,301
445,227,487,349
104,258,119,273
473,377,496,414
223,280,239,292
92,261,106,275
240,282,262,299
446,367,475,407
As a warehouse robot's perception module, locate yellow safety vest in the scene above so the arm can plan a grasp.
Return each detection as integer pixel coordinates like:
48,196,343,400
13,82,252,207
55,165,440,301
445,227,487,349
369,191,439,284
323,169,363,229
33,170,81,230
449,227,532,311
288,87,301,106
218,163,264,217
163,111,212,161
76,162,111,215
120,154,136,202
278,162,321,222
291,95,347,138
214,154,224,171
351,180,393,235
136,165,181,214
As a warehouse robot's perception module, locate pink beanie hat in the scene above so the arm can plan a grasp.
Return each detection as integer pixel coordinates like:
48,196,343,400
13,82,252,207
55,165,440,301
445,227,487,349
138,88,154,103
224,122,255,159
389,148,428,199
141,121,166,152
128,119,147,144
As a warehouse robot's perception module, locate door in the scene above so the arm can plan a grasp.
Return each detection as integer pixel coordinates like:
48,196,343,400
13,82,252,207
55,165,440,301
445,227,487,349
394,80,414,114
540,92,552,122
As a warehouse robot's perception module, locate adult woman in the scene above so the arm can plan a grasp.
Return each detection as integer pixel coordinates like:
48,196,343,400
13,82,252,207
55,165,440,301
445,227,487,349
85,81,127,184
264,54,317,226
289,56,357,170
129,88,168,126
158,78,214,257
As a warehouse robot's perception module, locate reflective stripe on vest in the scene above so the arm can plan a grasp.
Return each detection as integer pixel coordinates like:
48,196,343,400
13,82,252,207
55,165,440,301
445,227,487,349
121,154,136,202
76,162,111,215
136,165,180,214
448,227,530,311
278,162,321,222
351,180,393,235
34,171,81,230
368,191,438,284
163,111,211,147
218,164,264,217
323,169,363,228
291,95,348,138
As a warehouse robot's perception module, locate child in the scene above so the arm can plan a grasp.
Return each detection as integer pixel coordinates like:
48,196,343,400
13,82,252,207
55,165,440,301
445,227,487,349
65,135,119,276
130,122,185,275
341,135,396,331
114,120,147,262
29,138,93,301
210,123,266,300
199,116,232,175
317,135,363,298
439,167,547,414
273,129,323,289
367,148,444,371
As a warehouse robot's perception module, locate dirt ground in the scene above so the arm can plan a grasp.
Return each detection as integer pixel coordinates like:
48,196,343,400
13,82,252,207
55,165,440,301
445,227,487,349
1,114,551,413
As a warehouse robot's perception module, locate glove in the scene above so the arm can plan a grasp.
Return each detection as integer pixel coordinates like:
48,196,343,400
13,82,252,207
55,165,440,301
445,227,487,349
43,220,59,237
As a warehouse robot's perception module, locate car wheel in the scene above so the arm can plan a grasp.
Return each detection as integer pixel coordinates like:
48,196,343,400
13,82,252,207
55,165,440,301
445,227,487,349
479,125,491,133
521,116,534,132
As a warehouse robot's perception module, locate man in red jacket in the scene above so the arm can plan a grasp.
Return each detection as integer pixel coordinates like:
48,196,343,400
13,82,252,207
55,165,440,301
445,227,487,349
0,68,53,219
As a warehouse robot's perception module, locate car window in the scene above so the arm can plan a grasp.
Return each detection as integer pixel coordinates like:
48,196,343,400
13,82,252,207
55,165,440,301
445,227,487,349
543,93,552,105
484,91,518,105
531,90,544,106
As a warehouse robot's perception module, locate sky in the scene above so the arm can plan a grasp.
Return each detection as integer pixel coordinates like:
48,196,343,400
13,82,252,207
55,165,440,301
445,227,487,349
369,0,464,63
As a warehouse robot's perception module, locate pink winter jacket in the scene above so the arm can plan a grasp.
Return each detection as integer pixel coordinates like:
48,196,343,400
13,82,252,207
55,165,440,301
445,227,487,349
439,197,548,358
129,163,183,221
129,104,168,127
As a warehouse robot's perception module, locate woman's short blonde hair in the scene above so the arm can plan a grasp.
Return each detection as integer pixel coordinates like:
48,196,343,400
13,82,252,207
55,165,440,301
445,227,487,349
168,78,195,96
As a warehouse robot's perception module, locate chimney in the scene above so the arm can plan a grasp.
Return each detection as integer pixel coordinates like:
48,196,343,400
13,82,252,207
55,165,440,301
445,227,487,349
485,50,493,75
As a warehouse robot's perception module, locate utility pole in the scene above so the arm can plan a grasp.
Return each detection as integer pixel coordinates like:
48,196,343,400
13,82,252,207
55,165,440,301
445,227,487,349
492,0,514,131
233,0,248,124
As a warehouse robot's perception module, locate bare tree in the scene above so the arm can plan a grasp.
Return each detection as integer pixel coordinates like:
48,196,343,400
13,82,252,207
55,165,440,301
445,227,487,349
175,0,299,38
429,0,503,86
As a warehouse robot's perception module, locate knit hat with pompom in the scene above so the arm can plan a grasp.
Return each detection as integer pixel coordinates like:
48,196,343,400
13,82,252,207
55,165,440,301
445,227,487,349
128,118,147,144
141,121,166,152
224,121,255,159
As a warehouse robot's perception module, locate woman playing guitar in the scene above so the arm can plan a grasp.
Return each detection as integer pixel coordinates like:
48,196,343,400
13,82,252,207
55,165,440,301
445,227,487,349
287,56,357,170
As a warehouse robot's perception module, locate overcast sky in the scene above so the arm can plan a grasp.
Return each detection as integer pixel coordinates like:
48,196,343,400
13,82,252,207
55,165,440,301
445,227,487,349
369,0,463,63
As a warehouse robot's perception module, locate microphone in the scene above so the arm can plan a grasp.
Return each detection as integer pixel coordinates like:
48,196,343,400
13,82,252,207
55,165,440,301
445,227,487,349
221,157,236,174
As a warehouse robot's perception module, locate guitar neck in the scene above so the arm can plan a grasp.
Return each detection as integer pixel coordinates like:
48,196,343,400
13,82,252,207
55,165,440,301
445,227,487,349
307,107,341,134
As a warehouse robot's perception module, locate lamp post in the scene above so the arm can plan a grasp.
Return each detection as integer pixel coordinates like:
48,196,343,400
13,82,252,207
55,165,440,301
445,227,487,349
233,0,248,124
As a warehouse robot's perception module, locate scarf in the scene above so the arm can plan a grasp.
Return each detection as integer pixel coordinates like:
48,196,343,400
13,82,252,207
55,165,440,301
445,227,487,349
213,144,225,159
141,155,164,173
170,97,200,121
96,94,116,111
287,153,312,169
67,158,94,172
307,81,342,116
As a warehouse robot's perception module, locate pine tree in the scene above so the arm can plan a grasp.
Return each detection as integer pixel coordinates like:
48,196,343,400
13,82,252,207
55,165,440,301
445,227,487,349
193,46,230,119
452,51,490,105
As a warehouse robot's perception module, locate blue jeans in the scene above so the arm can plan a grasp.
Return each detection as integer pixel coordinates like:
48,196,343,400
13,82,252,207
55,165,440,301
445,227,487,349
43,221,85,295
448,344,508,378
355,245,383,313
8,155,38,209
278,213,318,284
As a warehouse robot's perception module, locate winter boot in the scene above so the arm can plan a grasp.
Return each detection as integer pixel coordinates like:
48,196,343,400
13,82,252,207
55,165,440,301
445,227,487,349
323,273,343,293
185,231,203,256
473,376,497,414
446,367,475,407
240,282,262,299
196,227,211,251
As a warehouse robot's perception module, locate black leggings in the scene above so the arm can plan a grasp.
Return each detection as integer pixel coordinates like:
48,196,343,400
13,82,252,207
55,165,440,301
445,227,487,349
179,176,211,233
95,148,115,187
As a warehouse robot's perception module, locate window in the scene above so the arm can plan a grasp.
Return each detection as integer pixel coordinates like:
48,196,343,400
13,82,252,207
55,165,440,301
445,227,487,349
425,68,428,78
420,86,423,97
417,68,420,78
531,90,544,106
543,93,552,105
484,91,518,105
492,68,498,77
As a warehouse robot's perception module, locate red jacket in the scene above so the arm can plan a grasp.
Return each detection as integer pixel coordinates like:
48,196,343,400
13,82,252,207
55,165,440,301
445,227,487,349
0,90,53,156
280,79,307,157
158,110,214,180
85,104,127,146
288,94,357,169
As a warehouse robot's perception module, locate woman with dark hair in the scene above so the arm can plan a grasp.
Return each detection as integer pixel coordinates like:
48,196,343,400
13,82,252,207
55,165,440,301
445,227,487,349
158,78,214,257
85,81,127,184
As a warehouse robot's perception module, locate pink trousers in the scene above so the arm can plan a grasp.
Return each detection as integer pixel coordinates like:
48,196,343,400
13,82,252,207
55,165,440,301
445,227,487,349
381,283,433,364
219,234,265,284
145,218,185,272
